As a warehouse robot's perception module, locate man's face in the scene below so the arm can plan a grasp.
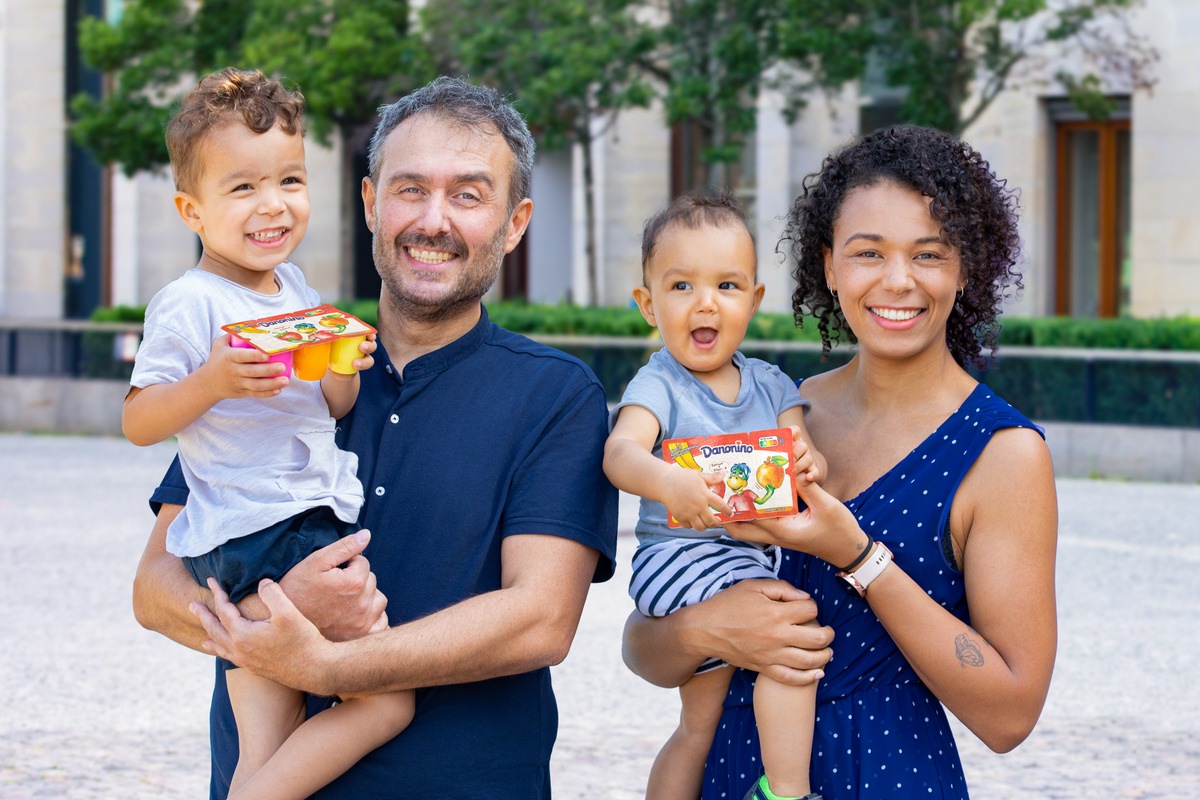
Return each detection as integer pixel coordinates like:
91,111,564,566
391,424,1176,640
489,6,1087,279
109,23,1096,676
362,112,532,323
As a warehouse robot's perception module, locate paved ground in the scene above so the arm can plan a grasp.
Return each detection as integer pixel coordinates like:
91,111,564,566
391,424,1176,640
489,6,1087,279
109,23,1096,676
1,432,1198,799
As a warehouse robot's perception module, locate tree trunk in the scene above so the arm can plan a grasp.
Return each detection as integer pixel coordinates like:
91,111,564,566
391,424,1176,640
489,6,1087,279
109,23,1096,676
581,130,599,306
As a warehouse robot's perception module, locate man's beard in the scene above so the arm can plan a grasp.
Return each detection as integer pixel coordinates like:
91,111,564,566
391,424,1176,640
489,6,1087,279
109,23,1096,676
374,221,508,324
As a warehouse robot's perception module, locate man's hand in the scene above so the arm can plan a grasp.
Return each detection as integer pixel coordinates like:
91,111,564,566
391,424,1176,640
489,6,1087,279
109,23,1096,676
276,529,389,640
193,578,339,696
685,578,833,685
623,577,833,688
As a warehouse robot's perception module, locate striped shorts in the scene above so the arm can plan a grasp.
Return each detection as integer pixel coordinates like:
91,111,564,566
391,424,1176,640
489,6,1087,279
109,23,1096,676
629,536,779,674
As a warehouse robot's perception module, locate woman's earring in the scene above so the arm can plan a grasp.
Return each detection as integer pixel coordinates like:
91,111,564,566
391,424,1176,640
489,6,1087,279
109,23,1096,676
956,286,965,301
829,287,838,299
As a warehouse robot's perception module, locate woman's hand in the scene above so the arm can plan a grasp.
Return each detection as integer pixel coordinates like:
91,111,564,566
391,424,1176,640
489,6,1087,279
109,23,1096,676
725,476,870,570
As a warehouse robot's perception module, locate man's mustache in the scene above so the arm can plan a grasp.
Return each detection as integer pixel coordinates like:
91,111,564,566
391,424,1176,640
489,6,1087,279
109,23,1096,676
396,233,465,258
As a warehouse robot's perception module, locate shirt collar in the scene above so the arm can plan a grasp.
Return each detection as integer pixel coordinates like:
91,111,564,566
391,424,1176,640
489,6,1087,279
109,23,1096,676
376,305,493,384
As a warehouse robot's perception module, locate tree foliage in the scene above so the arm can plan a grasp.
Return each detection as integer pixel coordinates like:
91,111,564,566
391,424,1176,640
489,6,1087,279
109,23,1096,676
423,0,657,303
646,0,1155,186
825,0,1157,135
70,0,430,176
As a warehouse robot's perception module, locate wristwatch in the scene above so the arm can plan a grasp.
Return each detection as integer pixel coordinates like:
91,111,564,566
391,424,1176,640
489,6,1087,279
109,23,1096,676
837,542,893,597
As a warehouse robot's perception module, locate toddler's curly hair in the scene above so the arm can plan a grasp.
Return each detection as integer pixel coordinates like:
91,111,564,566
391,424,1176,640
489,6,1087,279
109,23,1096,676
166,67,305,194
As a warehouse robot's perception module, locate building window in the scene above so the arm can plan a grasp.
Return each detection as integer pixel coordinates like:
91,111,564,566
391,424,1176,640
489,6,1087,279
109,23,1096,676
1053,115,1131,317
669,121,756,222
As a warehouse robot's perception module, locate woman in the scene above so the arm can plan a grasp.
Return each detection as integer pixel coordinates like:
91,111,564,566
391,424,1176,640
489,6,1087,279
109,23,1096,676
623,125,1058,800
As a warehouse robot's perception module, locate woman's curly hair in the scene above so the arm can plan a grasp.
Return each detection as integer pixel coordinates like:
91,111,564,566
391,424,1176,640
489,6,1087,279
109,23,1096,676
783,125,1022,370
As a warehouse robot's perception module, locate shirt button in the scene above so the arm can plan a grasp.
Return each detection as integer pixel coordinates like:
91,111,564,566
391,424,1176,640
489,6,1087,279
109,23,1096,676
374,486,386,496
385,365,393,374
390,414,399,424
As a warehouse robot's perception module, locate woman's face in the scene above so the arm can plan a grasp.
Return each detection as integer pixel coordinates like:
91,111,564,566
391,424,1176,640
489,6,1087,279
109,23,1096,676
823,180,965,363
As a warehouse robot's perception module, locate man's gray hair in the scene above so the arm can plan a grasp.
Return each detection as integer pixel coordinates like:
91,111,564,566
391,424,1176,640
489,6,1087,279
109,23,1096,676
367,76,535,212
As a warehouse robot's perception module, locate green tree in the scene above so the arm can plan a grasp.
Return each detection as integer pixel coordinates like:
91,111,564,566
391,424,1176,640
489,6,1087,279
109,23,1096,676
644,1,877,190
650,0,1154,190
70,0,433,291
423,0,656,305
852,0,1157,135
650,0,777,190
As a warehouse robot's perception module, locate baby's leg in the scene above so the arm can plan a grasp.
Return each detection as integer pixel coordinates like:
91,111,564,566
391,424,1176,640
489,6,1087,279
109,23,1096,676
645,665,732,800
224,668,307,796
230,689,415,800
753,634,819,798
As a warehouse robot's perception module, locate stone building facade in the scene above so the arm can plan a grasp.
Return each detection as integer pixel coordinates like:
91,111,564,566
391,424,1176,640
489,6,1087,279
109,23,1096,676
1,0,1197,321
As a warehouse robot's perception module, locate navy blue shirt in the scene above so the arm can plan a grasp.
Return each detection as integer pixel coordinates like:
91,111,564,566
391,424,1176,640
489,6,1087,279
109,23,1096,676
151,308,618,798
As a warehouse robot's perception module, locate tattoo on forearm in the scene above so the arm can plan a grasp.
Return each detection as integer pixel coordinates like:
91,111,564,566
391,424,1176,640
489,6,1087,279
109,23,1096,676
955,633,984,668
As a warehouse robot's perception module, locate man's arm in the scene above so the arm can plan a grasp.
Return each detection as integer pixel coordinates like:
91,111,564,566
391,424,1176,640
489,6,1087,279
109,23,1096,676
193,532,601,696
132,504,212,651
132,504,387,648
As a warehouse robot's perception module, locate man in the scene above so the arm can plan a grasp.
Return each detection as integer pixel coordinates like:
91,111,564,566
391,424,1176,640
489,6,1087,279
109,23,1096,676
133,76,619,798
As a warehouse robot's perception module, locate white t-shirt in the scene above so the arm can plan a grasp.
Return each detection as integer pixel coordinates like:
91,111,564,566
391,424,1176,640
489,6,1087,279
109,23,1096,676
130,263,363,558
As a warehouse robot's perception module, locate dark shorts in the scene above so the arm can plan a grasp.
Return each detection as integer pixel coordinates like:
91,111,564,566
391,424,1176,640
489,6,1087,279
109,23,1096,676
183,506,359,670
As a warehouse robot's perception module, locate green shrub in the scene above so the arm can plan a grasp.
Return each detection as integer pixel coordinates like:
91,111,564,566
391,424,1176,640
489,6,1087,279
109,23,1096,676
89,303,1200,351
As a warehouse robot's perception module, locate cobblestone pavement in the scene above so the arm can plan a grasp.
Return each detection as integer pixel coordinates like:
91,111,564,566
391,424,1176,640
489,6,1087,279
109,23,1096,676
1,433,1197,799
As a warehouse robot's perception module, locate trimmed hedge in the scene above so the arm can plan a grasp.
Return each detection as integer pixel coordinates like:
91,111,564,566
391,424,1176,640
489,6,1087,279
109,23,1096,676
91,300,1200,351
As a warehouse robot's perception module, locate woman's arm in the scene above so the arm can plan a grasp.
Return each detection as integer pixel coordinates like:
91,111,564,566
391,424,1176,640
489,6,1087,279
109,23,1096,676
622,578,834,688
870,427,1057,752
729,427,1058,752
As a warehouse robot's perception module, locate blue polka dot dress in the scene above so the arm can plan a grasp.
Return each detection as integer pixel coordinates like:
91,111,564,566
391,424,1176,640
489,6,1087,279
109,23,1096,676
701,384,1042,799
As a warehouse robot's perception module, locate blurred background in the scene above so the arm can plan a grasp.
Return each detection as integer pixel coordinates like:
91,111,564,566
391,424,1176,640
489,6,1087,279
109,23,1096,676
1,3,1199,797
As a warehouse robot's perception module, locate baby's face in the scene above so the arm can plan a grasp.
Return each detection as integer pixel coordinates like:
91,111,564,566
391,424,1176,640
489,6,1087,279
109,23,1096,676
634,221,763,379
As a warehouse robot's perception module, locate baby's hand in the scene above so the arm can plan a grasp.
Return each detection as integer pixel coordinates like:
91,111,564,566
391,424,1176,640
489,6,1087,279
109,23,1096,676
789,426,821,485
203,334,290,399
662,468,732,532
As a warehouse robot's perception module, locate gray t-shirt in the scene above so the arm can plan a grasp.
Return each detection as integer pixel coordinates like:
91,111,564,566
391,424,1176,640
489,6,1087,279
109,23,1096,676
130,264,362,558
609,347,806,546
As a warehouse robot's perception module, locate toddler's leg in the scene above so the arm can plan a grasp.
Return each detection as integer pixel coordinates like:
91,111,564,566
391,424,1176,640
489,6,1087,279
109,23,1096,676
230,689,415,800
753,671,818,799
224,668,307,796
645,665,732,800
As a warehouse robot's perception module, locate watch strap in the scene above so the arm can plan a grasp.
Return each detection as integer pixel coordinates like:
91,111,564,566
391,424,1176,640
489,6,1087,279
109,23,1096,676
837,542,893,596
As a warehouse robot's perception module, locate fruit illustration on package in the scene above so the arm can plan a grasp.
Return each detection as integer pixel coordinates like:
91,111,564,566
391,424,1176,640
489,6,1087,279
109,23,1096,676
754,455,789,505
666,440,703,471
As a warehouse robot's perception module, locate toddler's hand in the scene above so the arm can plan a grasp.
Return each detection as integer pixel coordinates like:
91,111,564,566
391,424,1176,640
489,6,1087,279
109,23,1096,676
203,334,289,399
662,468,733,532
352,333,377,373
